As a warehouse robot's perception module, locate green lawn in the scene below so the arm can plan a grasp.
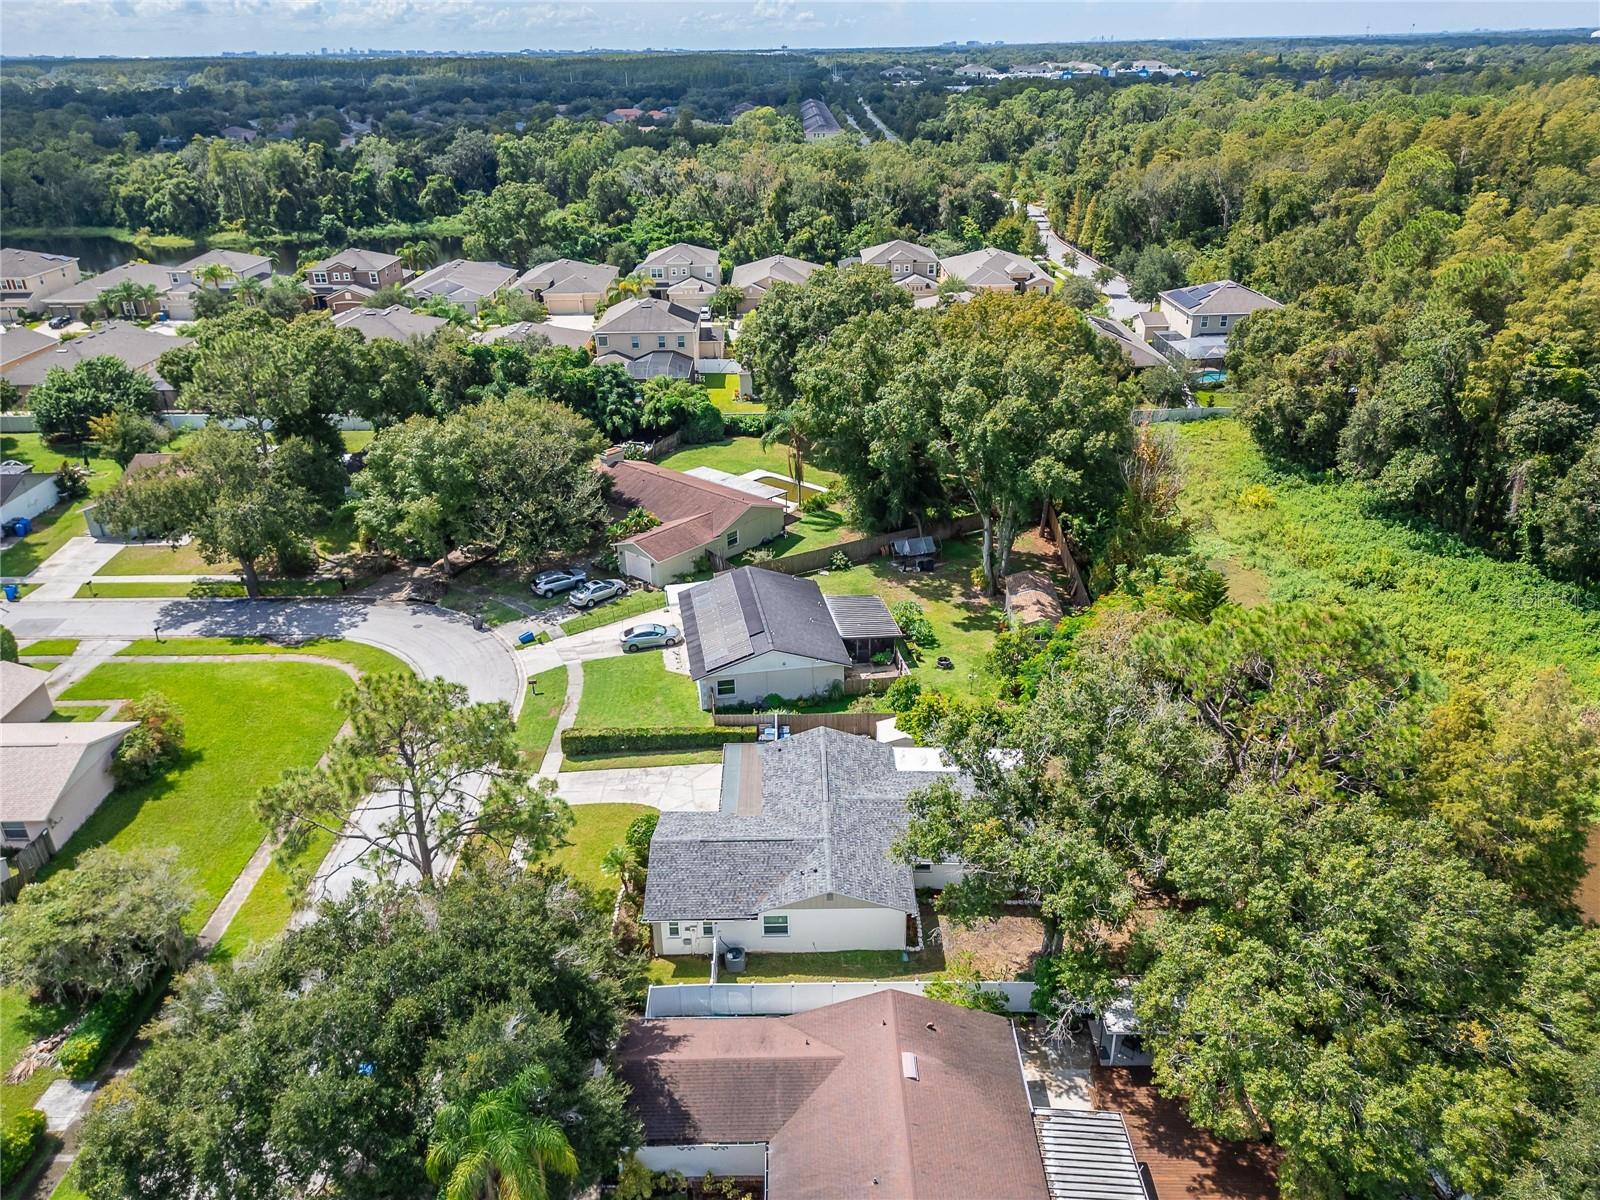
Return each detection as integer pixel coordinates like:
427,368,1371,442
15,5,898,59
340,429,375,451
558,589,665,635
747,508,857,559
544,803,653,894
573,653,708,729
648,946,945,985
516,666,568,764
46,705,107,723
115,636,411,678
97,541,220,576
561,747,724,772
657,437,841,499
1175,420,1600,698
19,639,79,656
75,579,342,598
701,373,764,415
0,435,123,579
0,985,75,1119
815,536,1004,701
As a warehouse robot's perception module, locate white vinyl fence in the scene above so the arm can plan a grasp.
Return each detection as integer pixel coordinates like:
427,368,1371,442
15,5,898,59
644,979,1036,1018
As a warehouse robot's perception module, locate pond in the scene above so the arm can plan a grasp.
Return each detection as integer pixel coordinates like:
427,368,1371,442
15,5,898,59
4,233,465,276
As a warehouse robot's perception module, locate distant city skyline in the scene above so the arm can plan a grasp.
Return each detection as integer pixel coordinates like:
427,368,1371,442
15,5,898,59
1,1,1596,60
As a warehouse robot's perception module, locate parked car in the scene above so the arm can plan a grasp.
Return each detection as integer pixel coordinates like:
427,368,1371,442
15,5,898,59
47,315,71,329
568,578,628,610
620,623,682,652
530,567,587,597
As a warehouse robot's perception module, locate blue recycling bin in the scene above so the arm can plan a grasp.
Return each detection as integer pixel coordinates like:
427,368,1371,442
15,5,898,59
3,584,18,602
11,517,30,537
517,630,537,646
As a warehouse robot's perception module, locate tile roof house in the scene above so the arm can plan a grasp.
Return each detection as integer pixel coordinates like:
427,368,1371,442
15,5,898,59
618,990,1049,1200
406,259,519,316
643,726,965,956
939,247,1052,294
37,262,186,320
1,249,81,322
592,297,725,382
600,460,785,586
1,321,193,403
306,249,404,312
1152,280,1281,367
728,255,822,313
515,258,619,315
638,243,721,294
858,239,940,291
331,304,449,343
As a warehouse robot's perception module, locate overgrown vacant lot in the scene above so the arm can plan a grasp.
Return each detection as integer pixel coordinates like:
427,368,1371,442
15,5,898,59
1176,420,1600,697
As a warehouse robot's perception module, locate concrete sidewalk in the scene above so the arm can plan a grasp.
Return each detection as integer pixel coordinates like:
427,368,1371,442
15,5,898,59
19,537,126,601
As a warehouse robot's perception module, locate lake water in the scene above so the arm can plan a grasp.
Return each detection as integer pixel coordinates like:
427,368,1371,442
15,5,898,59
4,234,465,275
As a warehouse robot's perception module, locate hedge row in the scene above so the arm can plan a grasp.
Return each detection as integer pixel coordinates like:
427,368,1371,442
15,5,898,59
561,726,757,755
1,1108,46,1180
57,988,139,1080
722,413,768,438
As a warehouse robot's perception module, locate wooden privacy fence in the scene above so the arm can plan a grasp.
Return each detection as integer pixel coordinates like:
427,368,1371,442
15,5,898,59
754,514,986,577
712,711,889,737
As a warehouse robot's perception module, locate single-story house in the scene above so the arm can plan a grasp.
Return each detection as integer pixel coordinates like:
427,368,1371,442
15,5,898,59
472,320,592,351
1086,314,1167,371
939,247,1052,294
644,726,965,956
515,258,618,315
618,990,1051,1199
306,249,404,311
0,324,56,372
677,567,899,709
1,322,193,404
728,254,822,314
0,663,136,859
407,259,519,316
799,98,843,139
0,465,59,525
331,304,448,343
1152,280,1281,367
600,458,785,585
38,262,187,321
1,249,81,323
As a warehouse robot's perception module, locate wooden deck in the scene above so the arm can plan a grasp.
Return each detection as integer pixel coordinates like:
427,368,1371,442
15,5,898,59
1092,1066,1278,1200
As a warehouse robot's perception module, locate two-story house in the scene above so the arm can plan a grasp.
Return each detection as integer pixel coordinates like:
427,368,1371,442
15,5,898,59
516,258,619,315
728,255,822,313
592,297,725,381
1151,280,1282,368
305,249,405,312
637,243,721,299
165,249,273,313
0,249,81,323
857,239,940,293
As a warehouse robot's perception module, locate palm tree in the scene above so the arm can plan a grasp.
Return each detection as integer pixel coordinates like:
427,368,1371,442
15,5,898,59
593,273,650,318
761,403,808,493
234,274,265,306
398,239,436,273
100,280,160,319
195,262,235,291
426,1066,578,1200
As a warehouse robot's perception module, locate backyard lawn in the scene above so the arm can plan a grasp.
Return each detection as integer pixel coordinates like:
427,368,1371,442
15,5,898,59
340,429,375,451
648,946,946,985
572,653,707,729
0,434,123,579
815,536,1004,701
747,508,857,559
544,803,653,894
701,373,763,415
516,666,568,763
658,437,841,498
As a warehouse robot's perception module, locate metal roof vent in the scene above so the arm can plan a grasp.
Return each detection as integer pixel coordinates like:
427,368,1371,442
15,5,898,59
900,1051,918,1080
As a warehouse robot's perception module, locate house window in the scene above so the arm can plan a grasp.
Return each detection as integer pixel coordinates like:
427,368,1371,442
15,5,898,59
631,337,640,349
658,335,667,348
1,823,27,842
763,915,789,938
650,268,665,279
667,921,680,937
1199,316,1210,329
926,263,935,276
702,922,714,937
1218,316,1229,328
596,335,608,347
368,272,378,284
312,272,328,285
716,679,737,697
676,335,686,348
726,529,739,549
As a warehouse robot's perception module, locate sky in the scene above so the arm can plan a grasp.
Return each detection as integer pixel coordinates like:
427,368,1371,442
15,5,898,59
1,0,1596,59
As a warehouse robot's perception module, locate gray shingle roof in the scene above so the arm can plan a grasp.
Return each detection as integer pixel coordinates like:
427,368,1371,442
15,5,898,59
644,727,966,921
1,248,78,278
309,247,401,273
593,296,699,334
638,242,718,272
859,239,937,266
39,262,174,306
1158,279,1281,317
331,305,448,342
729,254,822,292
680,567,850,678
407,259,518,302
2,322,191,388
939,247,1050,289
517,258,618,295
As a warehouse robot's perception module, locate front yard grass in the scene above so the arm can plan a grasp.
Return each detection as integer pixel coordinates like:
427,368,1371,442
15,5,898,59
516,666,568,763
545,803,653,894
573,652,707,729
96,541,219,575
558,589,664,636
0,434,123,579
115,636,411,678
19,638,79,656
814,536,1004,701
561,747,725,772
75,579,343,598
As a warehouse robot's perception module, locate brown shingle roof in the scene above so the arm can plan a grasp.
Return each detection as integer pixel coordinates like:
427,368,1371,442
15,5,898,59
618,990,1050,1200
601,459,780,562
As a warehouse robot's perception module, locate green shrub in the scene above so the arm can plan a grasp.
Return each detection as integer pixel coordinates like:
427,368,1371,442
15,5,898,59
561,726,757,756
112,692,186,785
54,461,91,501
884,676,922,713
0,1107,46,1179
0,625,17,663
828,550,851,572
722,414,767,438
57,989,140,1079
800,492,831,515
890,600,937,646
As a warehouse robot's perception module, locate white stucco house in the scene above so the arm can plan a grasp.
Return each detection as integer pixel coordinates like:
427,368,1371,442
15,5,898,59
643,726,967,958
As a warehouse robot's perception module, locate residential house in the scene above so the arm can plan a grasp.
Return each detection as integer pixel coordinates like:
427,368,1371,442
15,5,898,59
165,249,274,312
799,98,843,139
305,249,404,312
618,990,1053,1199
38,262,184,321
1131,309,1169,343
220,125,258,142
1152,280,1281,367
728,255,822,313
858,239,940,292
592,297,725,382
0,662,136,867
1062,60,1105,75
1087,313,1167,370
599,460,784,586
603,107,644,124
0,249,81,323
406,259,519,316
1,322,193,404
472,321,592,351
676,567,900,709
331,305,449,343
516,258,618,315
0,324,57,373
643,725,960,955
881,65,921,79
939,246,1052,294
955,62,1002,77
0,463,60,525
637,243,721,296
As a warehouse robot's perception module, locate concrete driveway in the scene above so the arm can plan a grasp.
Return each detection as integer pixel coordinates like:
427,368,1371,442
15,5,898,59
555,761,722,811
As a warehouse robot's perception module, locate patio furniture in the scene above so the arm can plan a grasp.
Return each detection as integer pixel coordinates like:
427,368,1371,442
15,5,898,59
891,534,939,572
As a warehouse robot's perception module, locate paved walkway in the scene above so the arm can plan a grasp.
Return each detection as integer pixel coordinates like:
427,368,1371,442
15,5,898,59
1017,1020,1095,1110
20,537,126,600
555,762,722,811
538,664,584,778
